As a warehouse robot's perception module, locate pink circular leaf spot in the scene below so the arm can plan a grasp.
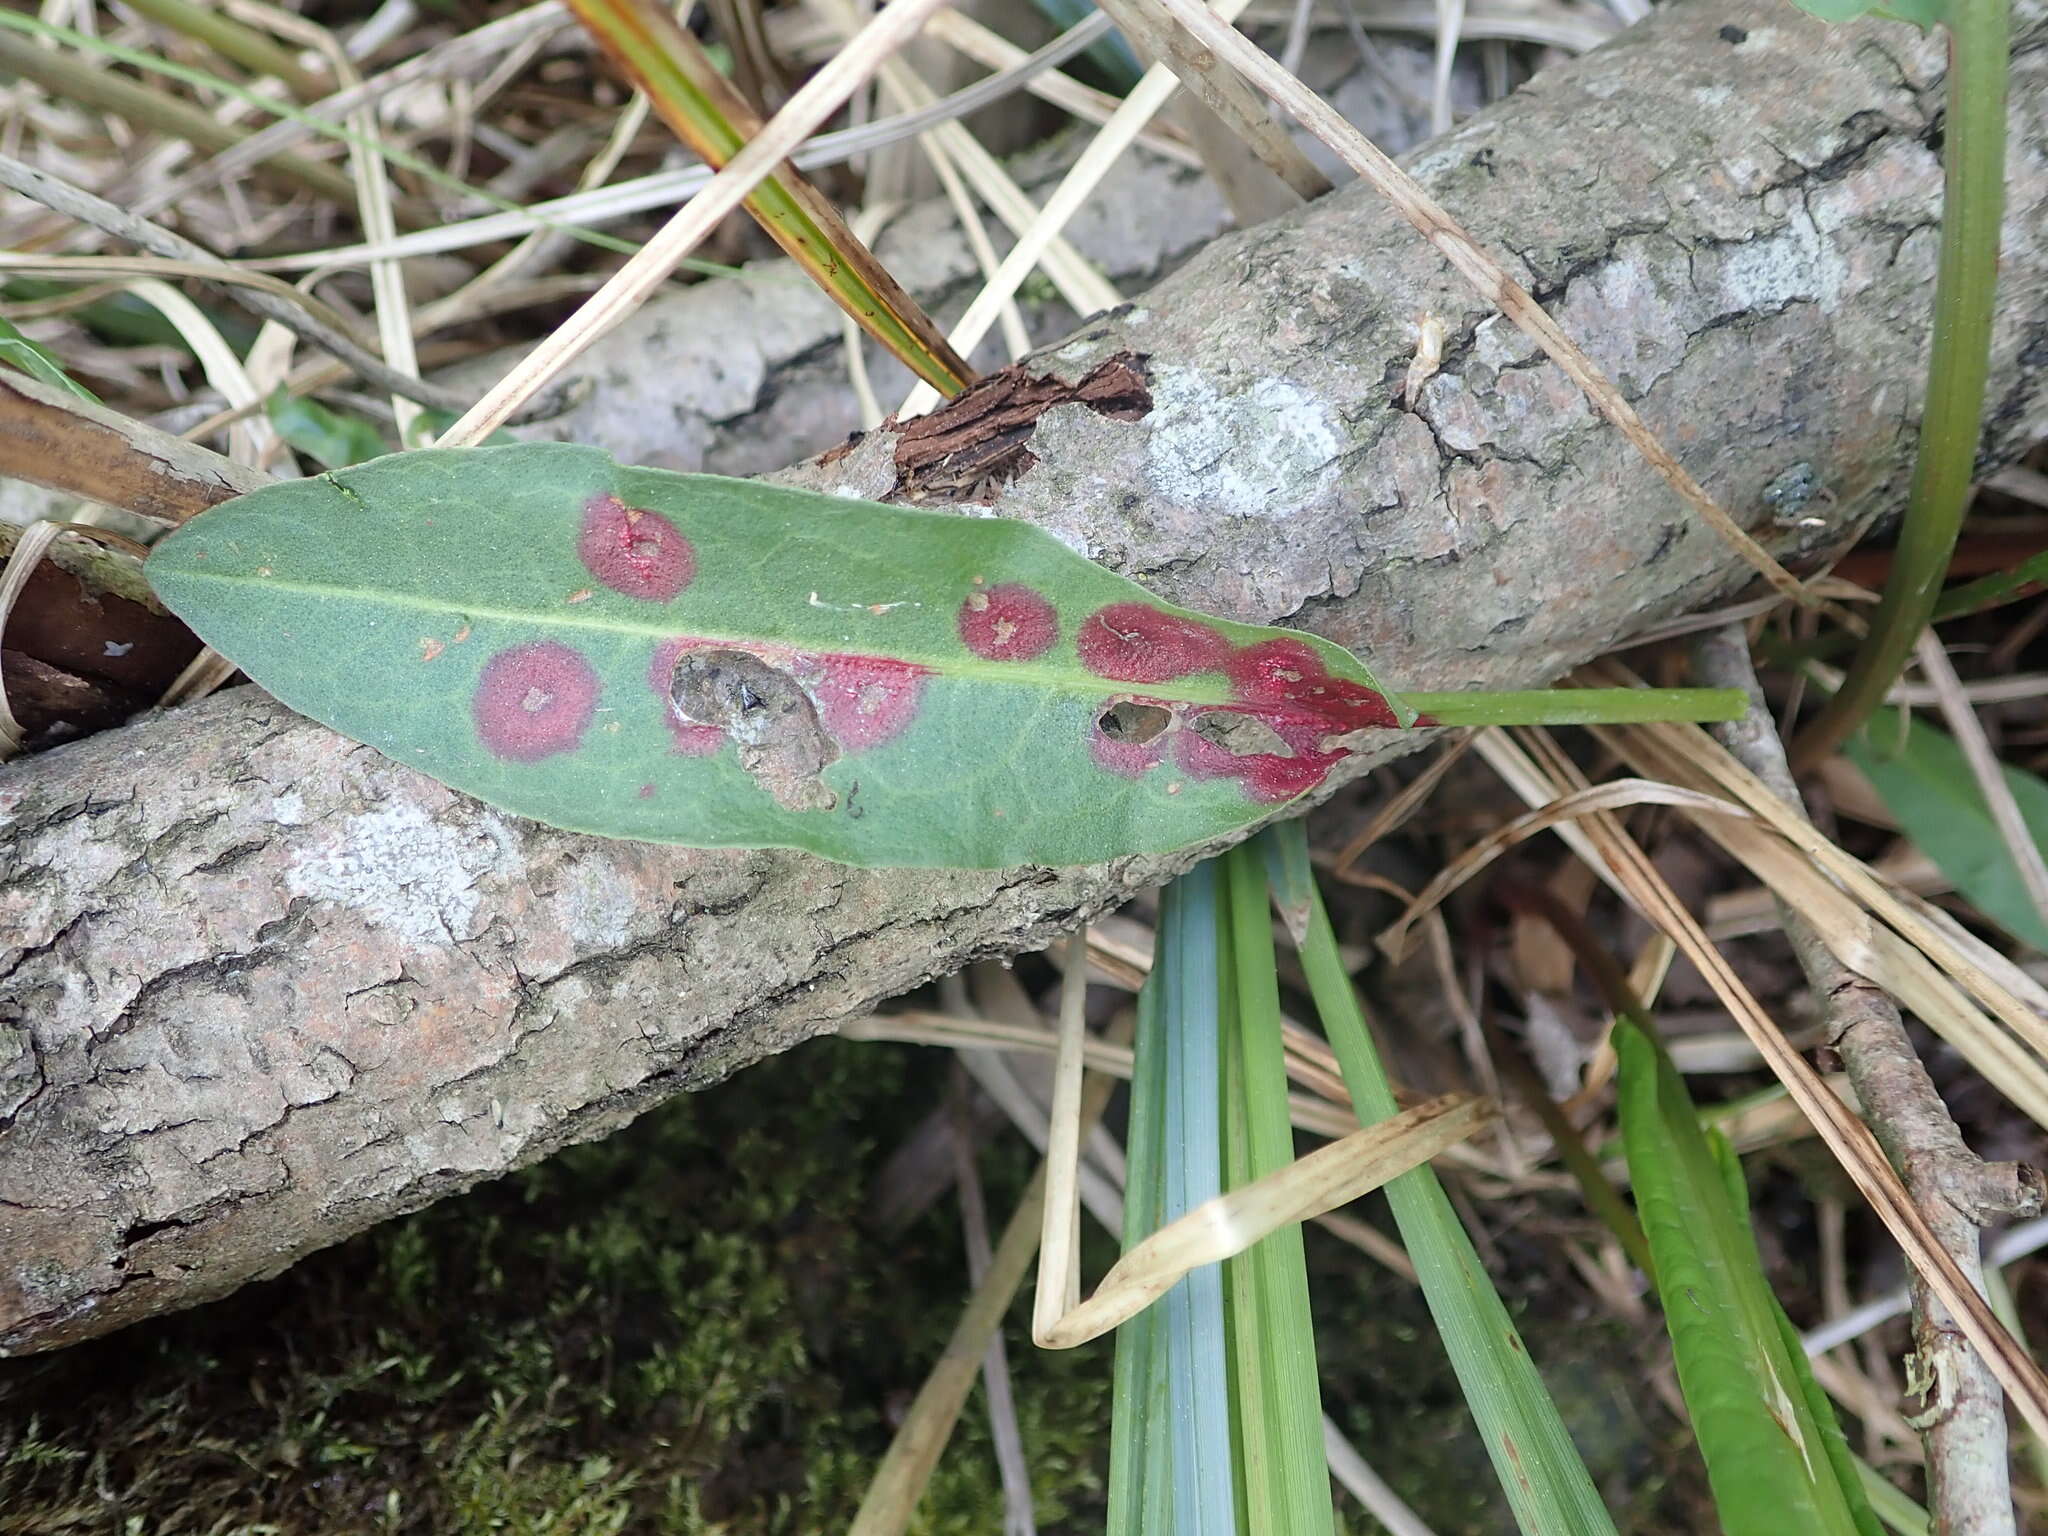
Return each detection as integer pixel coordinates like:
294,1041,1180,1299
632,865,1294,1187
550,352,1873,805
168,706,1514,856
808,652,929,752
473,641,600,762
580,493,695,602
958,583,1058,661
1076,602,1230,683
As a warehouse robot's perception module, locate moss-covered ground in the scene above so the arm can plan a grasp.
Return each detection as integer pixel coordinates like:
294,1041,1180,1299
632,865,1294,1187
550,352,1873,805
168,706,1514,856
0,1034,1700,1533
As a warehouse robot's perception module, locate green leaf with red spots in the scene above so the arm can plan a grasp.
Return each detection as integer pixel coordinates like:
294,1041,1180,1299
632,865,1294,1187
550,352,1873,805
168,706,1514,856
146,444,1748,864
143,443,1431,868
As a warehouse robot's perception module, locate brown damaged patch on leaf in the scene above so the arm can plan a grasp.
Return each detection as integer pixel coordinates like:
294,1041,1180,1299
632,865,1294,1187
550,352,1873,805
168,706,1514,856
890,353,1151,505
669,648,840,812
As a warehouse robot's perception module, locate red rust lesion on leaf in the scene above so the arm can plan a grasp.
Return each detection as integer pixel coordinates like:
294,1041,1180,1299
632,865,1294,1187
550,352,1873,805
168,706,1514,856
473,640,600,762
958,583,1058,662
579,493,695,602
1076,603,1231,683
1081,625,1405,803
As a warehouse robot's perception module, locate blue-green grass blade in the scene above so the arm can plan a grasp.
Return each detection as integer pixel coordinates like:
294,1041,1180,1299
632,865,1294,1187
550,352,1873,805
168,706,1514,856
1110,973,1169,1536
1267,821,1618,1536
1158,863,1239,1536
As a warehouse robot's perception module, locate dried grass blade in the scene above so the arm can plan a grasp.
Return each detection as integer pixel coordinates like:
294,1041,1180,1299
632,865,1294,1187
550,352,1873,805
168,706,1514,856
1487,737,2048,1440
1038,1093,1489,1347
1378,778,1753,961
1033,929,1092,1345
848,1027,1124,1536
441,0,959,442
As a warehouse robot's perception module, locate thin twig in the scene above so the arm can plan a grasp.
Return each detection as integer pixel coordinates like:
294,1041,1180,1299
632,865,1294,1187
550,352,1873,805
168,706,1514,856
0,153,472,418
1697,623,2040,1536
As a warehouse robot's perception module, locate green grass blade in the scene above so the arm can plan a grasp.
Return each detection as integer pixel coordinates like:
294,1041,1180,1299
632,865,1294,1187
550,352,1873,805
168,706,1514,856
0,318,97,405
1157,864,1239,1536
1109,974,1169,1536
1405,688,1745,727
1617,1021,1877,1536
1846,706,2048,951
266,390,387,470
1268,820,1618,1536
1221,843,1335,1536
1853,1462,1930,1536
120,0,329,101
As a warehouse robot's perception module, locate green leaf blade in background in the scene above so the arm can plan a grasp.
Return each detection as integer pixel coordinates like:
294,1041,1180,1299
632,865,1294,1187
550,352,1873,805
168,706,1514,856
1616,1021,1878,1536
145,442,1417,868
1220,842,1335,1536
266,389,387,469
1846,706,2048,952
0,316,98,404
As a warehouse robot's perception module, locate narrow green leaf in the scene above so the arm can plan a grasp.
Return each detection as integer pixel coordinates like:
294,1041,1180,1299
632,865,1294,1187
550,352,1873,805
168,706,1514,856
1617,1022,1877,1536
1846,706,2048,951
1780,0,1945,26
1273,821,1619,1536
1155,864,1238,1536
1220,844,1334,1536
0,318,97,404
266,390,388,470
145,443,1426,868
1853,1462,1930,1536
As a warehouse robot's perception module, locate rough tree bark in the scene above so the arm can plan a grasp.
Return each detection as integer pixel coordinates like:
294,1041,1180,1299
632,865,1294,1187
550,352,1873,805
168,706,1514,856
4,0,2047,1354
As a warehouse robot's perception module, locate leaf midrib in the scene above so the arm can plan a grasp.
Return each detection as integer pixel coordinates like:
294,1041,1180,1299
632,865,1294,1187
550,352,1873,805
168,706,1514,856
161,566,1267,705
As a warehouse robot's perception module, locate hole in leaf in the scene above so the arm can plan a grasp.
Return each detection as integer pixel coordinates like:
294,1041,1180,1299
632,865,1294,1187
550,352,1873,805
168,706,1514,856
1096,701,1172,745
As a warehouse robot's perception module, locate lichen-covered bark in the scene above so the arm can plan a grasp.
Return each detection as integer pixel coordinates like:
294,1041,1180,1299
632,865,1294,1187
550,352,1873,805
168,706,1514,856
5,0,2047,1353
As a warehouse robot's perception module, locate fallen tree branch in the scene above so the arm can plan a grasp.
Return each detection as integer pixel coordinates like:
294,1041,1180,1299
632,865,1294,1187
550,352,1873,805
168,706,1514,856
4,0,2048,1353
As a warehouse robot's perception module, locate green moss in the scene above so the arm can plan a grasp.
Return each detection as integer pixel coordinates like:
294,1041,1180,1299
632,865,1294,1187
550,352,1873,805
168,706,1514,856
0,1033,1705,1534
0,1037,1110,1535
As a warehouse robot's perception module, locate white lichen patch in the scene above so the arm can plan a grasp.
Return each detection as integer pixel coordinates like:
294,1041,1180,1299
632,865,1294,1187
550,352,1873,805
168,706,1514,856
1715,207,1847,315
1553,244,1690,395
1144,367,1341,520
286,799,517,951
553,857,643,950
